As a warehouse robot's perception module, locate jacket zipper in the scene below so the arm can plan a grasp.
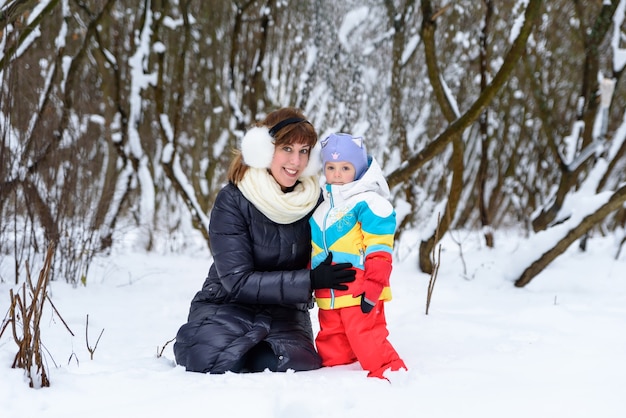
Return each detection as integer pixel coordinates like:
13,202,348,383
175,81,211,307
323,187,335,309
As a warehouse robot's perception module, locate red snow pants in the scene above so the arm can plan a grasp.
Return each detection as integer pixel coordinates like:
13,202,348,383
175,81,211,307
315,301,407,378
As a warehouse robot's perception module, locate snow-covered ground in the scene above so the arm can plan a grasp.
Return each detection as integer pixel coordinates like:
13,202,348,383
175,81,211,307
1,230,625,417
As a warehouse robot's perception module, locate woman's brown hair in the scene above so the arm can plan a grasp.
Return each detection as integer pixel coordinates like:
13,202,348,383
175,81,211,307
227,107,318,184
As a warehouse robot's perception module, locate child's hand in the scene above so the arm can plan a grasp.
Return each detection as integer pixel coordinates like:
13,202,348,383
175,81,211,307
355,252,392,313
353,279,384,314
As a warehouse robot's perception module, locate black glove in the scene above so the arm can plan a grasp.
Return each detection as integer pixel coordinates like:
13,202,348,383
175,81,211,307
358,293,376,314
310,253,356,290
353,279,384,314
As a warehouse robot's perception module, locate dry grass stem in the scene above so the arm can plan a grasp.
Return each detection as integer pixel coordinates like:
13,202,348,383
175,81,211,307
85,314,104,360
426,214,442,315
157,337,176,358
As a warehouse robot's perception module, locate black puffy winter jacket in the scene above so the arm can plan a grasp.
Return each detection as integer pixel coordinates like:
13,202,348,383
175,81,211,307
173,182,323,373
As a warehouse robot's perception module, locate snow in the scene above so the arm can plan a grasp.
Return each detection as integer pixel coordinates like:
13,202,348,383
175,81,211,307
1,230,625,417
509,0,530,43
338,6,369,50
612,0,626,72
124,3,157,249
402,34,421,66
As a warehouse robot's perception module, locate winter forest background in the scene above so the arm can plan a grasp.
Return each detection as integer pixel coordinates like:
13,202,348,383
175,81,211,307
1,0,626,289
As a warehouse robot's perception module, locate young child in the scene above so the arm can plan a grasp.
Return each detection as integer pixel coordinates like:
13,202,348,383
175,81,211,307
310,132,407,379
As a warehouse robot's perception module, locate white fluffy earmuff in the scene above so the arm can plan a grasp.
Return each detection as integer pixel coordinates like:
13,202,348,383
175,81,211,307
241,126,275,169
241,125,322,178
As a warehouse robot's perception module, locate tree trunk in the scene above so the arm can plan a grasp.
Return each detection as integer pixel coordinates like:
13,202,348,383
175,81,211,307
387,0,544,188
530,1,620,232
515,182,626,287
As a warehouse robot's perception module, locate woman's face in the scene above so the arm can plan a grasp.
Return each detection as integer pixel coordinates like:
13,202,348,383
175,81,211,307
269,142,311,190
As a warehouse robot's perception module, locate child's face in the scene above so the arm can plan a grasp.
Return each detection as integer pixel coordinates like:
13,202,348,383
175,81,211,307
325,161,356,185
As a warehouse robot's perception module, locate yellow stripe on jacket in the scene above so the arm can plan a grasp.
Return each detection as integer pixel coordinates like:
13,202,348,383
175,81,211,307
316,286,392,310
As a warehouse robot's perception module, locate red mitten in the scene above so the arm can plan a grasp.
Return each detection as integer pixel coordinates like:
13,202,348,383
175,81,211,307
357,279,385,313
353,252,393,314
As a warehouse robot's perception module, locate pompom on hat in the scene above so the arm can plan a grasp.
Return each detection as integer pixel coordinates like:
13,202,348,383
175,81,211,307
320,133,369,180
241,117,320,177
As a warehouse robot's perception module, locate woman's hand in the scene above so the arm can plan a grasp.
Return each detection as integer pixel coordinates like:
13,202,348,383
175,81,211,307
310,253,356,290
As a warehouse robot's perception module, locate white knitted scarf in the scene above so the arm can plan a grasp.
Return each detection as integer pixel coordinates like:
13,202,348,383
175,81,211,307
238,167,320,224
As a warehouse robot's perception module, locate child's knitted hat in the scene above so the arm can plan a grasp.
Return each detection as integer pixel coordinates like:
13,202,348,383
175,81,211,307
320,133,369,180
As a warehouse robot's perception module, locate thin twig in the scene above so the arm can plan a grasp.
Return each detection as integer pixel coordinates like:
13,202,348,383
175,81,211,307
157,337,176,358
431,4,451,21
45,295,75,336
85,314,104,360
68,352,79,366
426,213,442,315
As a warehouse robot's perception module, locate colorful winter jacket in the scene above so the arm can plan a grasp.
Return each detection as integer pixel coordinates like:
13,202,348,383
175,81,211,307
310,157,396,310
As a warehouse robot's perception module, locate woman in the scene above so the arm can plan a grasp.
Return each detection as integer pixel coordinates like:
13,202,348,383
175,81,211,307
173,107,355,374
